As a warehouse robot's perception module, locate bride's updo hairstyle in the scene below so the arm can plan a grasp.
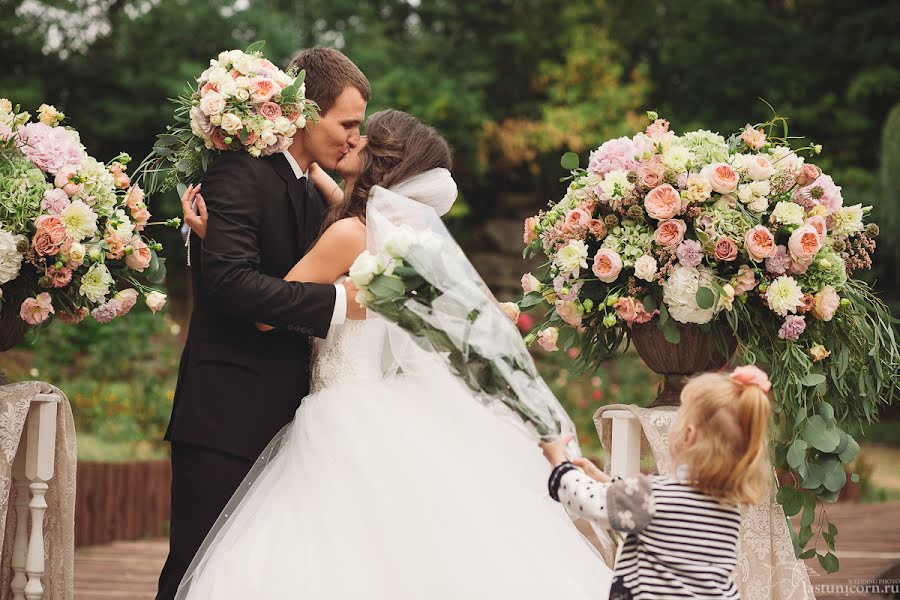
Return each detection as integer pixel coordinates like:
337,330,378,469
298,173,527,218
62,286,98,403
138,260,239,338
320,109,452,233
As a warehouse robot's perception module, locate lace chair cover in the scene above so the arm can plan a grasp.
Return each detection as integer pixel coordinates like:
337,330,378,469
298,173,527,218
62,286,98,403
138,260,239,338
0,381,77,600
594,404,816,600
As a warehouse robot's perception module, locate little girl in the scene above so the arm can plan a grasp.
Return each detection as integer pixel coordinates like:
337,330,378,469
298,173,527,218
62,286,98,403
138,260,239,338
541,365,773,600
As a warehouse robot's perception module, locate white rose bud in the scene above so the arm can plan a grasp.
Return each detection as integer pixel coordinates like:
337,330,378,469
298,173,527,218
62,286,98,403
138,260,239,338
145,291,167,313
220,113,243,134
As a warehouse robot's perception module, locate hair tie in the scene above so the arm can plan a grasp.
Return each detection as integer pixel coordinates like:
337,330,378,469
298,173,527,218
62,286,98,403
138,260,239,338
730,365,771,393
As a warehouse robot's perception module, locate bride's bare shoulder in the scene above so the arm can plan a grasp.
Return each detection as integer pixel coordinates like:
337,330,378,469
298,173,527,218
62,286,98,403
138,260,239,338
314,217,366,256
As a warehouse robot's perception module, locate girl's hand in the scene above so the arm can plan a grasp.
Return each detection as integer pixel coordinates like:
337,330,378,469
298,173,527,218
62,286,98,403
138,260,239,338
539,433,574,467
572,457,611,483
181,184,208,239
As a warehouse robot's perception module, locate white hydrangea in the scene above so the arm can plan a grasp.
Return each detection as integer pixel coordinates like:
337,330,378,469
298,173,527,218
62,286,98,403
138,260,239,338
0,228,24,285
770,201,806,227
662,265,719,324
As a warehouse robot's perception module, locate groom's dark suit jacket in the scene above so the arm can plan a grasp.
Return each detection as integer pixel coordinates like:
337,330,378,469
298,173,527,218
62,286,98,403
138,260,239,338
166,151,335,461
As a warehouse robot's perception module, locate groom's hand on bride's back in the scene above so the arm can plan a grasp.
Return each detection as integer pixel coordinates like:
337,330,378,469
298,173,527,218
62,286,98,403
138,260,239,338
343,280,366,320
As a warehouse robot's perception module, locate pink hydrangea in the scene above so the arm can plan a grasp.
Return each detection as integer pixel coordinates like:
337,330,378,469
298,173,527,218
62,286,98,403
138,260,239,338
16,122,86,175
778,315,806,340
588,137,637,176
676,239,703,267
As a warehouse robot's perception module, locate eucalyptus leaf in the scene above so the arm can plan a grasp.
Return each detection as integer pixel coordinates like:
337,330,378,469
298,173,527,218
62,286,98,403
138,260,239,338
801,374,826,387
560,152,579,170
802,415,840,452
695,287,715,310
776,486,802,516
817,552,839,574
838,434,860,463
786,439,807,469
520,291,544,309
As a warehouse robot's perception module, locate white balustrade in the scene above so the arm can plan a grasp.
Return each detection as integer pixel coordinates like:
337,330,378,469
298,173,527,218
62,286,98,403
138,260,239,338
9,393,59,600
601,409,642,477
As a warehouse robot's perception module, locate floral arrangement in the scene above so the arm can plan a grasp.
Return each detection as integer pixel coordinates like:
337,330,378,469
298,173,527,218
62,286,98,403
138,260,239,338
518,111,900,571
136,42,319,194
0,100,175,328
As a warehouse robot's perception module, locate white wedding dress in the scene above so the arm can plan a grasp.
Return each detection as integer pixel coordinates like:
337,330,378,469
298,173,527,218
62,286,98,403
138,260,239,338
176,316,613,599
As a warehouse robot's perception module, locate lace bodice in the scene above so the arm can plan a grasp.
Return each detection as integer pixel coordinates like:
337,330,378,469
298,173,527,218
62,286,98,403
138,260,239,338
310,319,387,394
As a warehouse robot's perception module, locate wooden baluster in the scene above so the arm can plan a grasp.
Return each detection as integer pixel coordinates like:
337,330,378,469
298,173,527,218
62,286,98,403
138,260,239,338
22,394,59,600
11,440,29,600
602,410,642,478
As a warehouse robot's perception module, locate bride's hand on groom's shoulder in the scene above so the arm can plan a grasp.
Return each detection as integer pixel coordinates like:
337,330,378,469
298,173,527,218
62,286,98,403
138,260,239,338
182,184,208,239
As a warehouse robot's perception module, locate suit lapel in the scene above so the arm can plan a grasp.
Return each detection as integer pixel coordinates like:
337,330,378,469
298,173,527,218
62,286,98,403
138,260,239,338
270,153,311,258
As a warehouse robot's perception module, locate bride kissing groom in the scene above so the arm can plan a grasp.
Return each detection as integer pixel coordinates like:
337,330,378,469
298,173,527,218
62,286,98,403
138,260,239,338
160,47,613,600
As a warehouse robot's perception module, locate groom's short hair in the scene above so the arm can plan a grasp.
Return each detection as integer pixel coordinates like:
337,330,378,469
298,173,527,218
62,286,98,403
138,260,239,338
287,48,371,114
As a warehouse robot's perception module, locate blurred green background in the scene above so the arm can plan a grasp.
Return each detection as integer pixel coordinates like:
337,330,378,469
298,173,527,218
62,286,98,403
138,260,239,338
1,0,898,499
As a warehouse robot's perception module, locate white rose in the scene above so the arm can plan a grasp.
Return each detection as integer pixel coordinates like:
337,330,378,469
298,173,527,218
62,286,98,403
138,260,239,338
746,155,776,181
349,251,383,286
227,49,244,64
260,129,277,146
199,91,226,116
737,184,754,204
145,291,167,313
748,196,769,213
273,117,293,135
65,242,86,266
207,67,230,87
0,228,24,285
749,180,770,197
234,88,250,102
384,225,417,257
210,114,222,126
0,98,12,113
633,255,658,282
234,55,256,75
294,114,307,129
218,79,238,97
220,113,243,134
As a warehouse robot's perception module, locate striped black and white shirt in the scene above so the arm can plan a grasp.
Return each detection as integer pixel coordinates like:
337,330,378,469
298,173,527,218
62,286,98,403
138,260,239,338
549,463,742,600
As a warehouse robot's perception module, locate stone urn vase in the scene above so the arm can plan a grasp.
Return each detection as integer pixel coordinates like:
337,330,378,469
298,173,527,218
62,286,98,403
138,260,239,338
629,319,737,407
0,282,30,385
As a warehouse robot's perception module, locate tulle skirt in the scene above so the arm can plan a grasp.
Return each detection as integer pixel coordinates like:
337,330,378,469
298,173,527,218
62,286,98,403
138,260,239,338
177,370,612,599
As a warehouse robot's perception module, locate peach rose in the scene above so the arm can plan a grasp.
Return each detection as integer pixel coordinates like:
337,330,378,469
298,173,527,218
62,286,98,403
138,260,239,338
805,215,827,241
812,285,840,322
639,164,665,189
588,219,608,240
523,216,538,244
644,184,681,220
565,208,591,230
788,224,822,261
654,219,687,247
250,78,277,103
742,126,766,150
126,237,152,272
744,225,776,261
592,249,623,283
746,155,776,181
714,237,739,262
32,215,68,256
706,163,739,194
796,163,821,187
258,101,282,121
537,327,559,352
209,128,229,150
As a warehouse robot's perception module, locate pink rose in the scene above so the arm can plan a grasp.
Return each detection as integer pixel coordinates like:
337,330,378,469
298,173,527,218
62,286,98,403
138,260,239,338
555,300,582,327
250,78,277,103
796,163,820,187
54,164,83,196
805,215,827,241
788,255,813,275
645,119,670,142
257,102,283,121
126,237,152,271
644,184,681,220
714,237,739,262
706,163,739,194
812,285,840,321
745,225,776,261
654,219,687,247
592,249,623,283
521,273,541,294
788,224,822,261
588,219,608,240
243,131,259,146
537,327,559,352
638,162,665,189
523,216,538,244
730,365,771,393
733,265,757,295
105,234,128,260
32,215,68,256
19,292,55,325
565,208,591,230
47,264,72,288
742,126,766,150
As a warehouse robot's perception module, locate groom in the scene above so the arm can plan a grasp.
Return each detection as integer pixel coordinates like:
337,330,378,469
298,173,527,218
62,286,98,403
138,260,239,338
156,48,370,600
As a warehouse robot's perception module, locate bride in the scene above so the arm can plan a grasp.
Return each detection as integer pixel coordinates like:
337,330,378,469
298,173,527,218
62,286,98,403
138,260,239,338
176,109,612,599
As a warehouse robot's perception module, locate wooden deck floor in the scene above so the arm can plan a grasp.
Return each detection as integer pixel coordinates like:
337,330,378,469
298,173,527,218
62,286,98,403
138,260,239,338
74,502,900,600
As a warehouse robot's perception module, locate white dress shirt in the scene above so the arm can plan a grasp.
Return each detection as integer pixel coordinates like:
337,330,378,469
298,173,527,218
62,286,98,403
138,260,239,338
280,151,346,326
